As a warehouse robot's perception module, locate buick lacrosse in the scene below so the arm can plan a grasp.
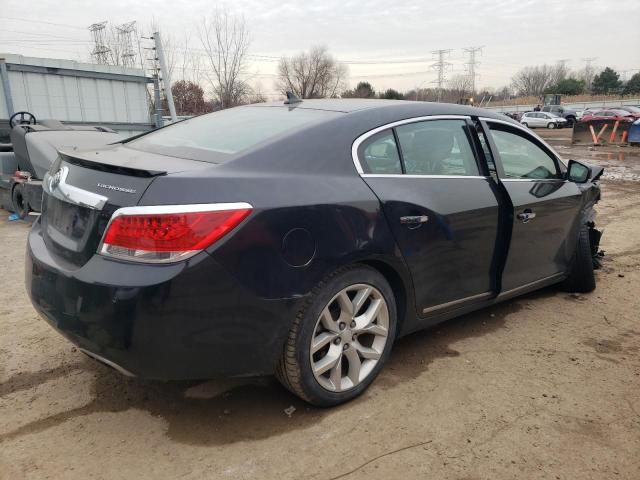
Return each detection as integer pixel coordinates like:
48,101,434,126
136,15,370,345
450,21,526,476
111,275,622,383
26,99,602,405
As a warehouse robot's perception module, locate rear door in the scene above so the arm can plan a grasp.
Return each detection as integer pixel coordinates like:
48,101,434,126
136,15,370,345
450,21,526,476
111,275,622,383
355,116,501,316
480,119,583,293
528,113,542,128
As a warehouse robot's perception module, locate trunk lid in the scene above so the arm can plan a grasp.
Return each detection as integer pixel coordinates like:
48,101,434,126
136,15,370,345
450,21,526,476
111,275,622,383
41,145,211,267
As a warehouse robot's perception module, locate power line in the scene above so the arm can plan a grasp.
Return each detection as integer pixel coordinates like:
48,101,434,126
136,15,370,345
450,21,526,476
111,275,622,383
0,15,87,30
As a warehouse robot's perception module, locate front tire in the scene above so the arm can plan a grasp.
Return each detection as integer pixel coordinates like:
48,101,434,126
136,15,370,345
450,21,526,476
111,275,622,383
276,265,397,406
522,122,529,128
547,122,556,129
563,224,596,293
11,183,29,219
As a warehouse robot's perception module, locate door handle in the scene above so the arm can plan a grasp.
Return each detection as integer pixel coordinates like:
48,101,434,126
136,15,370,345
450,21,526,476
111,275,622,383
517,210,536,223
400,215,429,227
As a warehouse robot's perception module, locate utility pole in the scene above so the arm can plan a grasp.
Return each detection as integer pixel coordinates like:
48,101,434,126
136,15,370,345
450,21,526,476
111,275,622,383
88,22,110,65
430,49,452,102
463,46,483,95
153,31,177,122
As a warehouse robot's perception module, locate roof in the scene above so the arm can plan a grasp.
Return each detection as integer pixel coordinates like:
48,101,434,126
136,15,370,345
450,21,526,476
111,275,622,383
254,98,514,122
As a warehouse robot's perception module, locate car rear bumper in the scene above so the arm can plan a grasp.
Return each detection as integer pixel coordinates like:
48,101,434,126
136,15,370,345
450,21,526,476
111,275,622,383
25,220,301,380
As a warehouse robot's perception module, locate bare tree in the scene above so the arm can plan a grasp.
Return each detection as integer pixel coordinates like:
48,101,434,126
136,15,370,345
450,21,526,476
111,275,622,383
511,65,555,96
276,46,348,98
496,85,512,100
199,7,251,108
550,62,569,86
577,65,598,92
177,33,203,85
446,75,473,101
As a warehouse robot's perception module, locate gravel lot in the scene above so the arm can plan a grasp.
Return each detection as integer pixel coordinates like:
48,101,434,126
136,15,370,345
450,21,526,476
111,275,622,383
1,130,639,480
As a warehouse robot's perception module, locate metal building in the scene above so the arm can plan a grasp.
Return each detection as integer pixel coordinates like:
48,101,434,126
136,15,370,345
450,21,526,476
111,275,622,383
0,53,154,134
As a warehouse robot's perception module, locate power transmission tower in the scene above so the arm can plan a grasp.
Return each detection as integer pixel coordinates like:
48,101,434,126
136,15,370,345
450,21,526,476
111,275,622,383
430,49,452,102
463,46,483,95
88,22,110,64
116,21,137,67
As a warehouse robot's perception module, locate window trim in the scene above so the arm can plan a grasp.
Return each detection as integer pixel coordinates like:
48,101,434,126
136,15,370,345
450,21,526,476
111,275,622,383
352,115,489,179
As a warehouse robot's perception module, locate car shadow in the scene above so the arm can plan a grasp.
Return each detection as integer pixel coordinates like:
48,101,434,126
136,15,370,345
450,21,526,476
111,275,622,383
0,287,559,446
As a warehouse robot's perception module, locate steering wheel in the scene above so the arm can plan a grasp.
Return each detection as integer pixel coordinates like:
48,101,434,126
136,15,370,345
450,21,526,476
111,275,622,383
9,111,37,128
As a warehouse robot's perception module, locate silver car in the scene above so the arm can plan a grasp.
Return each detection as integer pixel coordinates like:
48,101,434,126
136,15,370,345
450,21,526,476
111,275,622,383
520,111,568,129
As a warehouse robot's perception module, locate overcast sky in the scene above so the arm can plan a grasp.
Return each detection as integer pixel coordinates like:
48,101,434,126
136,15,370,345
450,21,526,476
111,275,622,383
1,0,638,97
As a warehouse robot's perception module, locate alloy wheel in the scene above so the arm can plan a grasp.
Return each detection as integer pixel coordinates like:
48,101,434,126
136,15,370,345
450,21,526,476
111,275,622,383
310,283,389,392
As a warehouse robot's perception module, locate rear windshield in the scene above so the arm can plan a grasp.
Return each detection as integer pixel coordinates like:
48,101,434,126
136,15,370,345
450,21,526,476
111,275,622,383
126,106,340,162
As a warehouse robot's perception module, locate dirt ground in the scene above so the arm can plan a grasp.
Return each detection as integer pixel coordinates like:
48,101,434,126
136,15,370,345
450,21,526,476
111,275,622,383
1,130,639,480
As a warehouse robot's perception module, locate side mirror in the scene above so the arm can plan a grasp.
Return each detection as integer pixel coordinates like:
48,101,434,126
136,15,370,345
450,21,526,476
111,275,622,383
567,160,591,183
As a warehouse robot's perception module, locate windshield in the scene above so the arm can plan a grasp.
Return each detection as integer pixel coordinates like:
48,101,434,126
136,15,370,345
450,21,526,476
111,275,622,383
126,106,340,162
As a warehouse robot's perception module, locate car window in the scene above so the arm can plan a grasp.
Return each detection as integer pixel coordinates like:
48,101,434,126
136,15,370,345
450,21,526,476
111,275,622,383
358,130,402,174
395,119,479,176
488,125,561,180
127,106,340,162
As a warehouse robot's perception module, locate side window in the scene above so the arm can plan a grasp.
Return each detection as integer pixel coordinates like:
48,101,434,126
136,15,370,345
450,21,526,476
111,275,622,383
358,130,402,174
488,126,561,179
395,119,479,176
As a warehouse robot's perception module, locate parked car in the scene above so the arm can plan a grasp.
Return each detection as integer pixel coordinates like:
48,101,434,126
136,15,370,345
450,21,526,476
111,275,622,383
520,111,568,129
581,109,637,122
541,105,578,126
615,106,640,117
25,99,603,406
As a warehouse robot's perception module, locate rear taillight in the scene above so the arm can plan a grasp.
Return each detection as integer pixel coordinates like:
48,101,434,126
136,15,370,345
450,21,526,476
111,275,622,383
99,203,252,263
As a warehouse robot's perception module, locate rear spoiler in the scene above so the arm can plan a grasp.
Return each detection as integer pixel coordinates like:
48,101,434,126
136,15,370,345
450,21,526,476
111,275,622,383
57,149,167,178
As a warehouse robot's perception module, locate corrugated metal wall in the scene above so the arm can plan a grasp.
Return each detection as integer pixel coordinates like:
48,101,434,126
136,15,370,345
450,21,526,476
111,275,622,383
0,54,150,124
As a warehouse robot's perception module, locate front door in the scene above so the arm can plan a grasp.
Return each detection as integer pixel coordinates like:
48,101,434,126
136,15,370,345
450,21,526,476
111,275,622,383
356,116,501,315
481,120,584,292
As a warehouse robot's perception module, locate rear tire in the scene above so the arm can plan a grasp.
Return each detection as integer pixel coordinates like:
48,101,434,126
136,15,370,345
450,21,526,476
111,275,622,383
547,122,556,129
276,265,397,406
563,224,596,293
11,183,29,219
